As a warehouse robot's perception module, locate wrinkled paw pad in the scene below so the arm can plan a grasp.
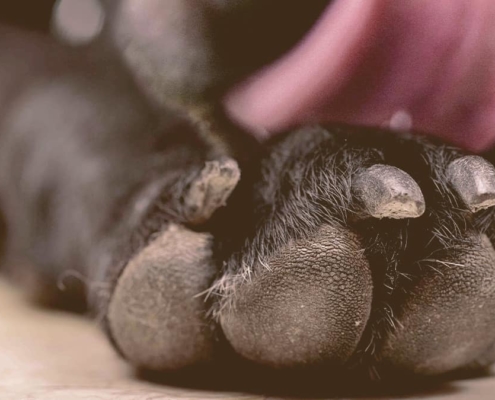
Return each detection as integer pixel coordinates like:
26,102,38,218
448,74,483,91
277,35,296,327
107,224,217,370
220,225,372,367
380,233,495,375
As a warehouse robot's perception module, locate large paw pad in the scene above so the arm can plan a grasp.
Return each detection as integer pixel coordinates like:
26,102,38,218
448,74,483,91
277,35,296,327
107,224,216,370
220,224,372,367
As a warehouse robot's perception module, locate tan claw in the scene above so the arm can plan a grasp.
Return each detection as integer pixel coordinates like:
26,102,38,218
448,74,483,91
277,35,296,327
447,156,495,212
352,164,425,219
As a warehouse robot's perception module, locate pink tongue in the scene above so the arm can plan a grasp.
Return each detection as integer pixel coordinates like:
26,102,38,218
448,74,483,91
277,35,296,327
224,0,495,152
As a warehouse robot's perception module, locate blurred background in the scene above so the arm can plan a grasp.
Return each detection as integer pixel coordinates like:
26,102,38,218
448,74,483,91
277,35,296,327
0,1,55,33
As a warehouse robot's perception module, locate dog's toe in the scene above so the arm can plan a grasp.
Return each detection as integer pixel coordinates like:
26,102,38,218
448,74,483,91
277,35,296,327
107,224,217,370
219,224,373,367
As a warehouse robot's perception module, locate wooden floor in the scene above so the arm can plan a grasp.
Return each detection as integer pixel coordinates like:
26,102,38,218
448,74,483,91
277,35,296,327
1,278,494,400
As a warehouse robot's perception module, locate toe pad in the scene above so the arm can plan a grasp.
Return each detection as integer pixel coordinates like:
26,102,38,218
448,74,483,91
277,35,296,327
107,224,217,370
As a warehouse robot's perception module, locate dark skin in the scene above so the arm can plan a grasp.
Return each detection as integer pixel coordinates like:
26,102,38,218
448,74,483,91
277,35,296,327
2,0,495,388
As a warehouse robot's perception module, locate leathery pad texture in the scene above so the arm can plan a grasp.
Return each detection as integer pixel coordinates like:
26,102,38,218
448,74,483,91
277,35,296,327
105,124,495,379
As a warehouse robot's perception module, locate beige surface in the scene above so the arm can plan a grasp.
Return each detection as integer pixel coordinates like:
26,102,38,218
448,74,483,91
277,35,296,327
1,278,495,400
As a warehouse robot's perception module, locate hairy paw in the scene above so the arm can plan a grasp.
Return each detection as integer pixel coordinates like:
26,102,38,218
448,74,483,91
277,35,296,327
102,125,495,379
215,126,495,377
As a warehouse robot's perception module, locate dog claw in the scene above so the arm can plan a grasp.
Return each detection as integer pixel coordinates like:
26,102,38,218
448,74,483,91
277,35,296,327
352,164,425,219
447,156,495,212
185,158,240,224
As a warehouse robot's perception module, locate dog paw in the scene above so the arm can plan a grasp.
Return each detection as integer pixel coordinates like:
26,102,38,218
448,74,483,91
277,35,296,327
101,125,495,379
214,126,495,377
103,158,239,370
